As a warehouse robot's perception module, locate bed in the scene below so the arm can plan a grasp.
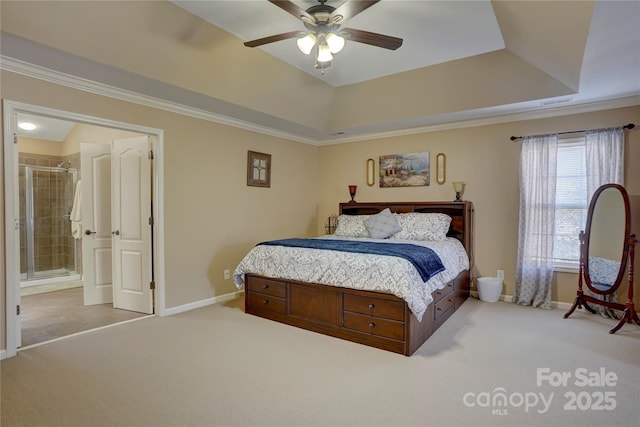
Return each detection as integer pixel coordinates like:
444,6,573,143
234,201,474,356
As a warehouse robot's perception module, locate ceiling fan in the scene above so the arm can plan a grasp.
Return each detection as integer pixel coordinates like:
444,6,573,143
243,0,403,70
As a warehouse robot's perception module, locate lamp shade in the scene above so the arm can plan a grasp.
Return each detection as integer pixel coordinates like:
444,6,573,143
297,33,316,55
317,43,333,63
326,32,345,53
453,181,464,192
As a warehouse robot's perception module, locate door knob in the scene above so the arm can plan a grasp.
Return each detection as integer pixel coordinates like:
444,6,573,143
112,230,120,236
84,230,96,235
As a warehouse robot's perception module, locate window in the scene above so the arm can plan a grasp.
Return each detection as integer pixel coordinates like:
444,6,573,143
553,137,587,270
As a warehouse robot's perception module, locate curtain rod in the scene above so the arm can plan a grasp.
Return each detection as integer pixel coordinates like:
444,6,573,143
510,123,635,141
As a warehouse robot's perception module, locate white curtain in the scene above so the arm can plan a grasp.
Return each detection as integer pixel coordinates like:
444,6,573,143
514,134,558,309
586,127,624,196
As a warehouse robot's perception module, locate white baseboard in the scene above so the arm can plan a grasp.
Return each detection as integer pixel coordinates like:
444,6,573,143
470,291,573,310
0,349,7,360
163,290,244,316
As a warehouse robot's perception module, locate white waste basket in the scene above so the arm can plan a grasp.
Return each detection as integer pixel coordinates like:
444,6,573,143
477,277,502,302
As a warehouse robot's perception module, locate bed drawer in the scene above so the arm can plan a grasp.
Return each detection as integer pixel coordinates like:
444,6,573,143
434,293,455,321
343,294,404,321
433,281,454,303
247,277,287,298
247,292,286,314
343,312,404,341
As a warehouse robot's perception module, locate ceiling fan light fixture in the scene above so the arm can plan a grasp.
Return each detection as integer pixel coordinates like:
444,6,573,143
326,32,345,54
317,43,333,63
242,0,404,73
297,33,317,55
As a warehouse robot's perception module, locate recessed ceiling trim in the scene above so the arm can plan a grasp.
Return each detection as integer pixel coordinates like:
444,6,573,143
319,95,640,146
2,54,637,147
0,55,318,146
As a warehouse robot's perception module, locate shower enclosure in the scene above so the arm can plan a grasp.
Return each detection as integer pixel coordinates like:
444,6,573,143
19,163,81,286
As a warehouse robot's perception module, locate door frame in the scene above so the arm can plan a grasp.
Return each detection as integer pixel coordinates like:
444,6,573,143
3,99,166,358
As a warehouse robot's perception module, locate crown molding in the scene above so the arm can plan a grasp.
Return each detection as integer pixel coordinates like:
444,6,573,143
321,95,640,145
0,55,318,146
2,55,638,147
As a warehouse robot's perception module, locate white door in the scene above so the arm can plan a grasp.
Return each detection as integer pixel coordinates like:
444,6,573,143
81,143,113,305
112,136,154,314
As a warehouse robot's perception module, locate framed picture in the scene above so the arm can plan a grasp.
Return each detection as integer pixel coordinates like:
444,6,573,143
379,151,430,187
247,150,271,188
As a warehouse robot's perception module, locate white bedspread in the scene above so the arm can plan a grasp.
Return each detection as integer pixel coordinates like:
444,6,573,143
233,236,469,321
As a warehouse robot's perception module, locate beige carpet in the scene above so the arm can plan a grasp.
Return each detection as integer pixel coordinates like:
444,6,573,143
1,296,639,426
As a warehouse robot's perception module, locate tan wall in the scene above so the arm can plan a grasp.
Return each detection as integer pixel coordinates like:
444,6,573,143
1,70,319,350
317,106,640,307
17,137,63,156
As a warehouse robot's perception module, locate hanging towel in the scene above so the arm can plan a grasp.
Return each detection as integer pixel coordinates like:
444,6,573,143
70,180,82,239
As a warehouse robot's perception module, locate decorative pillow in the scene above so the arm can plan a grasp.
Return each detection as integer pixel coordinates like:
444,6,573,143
393,213,452,241
363,208,402,239
334,214,370,238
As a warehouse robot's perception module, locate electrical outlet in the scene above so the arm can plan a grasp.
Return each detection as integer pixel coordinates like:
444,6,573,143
224,269,230,280
497,270,504,281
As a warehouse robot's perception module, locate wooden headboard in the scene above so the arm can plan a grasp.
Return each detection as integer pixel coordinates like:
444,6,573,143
339,201,474,267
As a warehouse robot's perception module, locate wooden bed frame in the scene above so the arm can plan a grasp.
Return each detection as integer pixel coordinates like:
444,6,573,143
244,201,474,356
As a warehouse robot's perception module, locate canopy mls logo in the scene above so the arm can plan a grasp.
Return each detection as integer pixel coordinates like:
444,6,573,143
463,367,618,416
462,388,553,415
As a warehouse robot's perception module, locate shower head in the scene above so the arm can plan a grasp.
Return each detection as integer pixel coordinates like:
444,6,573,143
56,161,70,168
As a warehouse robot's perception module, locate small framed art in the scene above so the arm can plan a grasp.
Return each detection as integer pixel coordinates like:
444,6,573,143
247,150,271,188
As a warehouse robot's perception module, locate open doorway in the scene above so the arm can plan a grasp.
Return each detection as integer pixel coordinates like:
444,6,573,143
16,117,150,347
4,100,165,356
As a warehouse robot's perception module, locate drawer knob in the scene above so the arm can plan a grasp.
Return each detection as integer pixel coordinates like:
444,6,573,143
368,303,375,310
368,322,375,329
262,285,269,289
262,300,269,304
437,307,442,311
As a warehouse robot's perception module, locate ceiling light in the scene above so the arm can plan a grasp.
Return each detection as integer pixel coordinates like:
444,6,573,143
326,32,344,54
317,43,333,63
297,31,343,65
296,33,316,55
18,121,37,131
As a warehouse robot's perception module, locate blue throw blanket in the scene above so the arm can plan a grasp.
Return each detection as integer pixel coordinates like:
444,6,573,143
258,238,445,282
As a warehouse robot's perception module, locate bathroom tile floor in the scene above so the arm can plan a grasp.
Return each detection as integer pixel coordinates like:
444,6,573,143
20,287,149,347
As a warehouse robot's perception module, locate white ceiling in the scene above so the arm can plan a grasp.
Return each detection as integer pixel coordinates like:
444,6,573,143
172,0,507,87
16,113,76,142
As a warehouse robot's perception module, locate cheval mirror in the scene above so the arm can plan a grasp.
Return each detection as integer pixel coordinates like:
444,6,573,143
564,183,640,333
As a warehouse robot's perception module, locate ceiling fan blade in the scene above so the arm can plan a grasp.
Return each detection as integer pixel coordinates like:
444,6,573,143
269,0,315,24
244,31,304,48
341,28,403,50
330,0,380,23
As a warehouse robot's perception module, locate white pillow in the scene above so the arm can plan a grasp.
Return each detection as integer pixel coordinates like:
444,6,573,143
394,213,452,241
363,208,402,239
334,215,370,238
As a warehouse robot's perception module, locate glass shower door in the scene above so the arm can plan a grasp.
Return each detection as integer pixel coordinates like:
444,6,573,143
22,165,78,281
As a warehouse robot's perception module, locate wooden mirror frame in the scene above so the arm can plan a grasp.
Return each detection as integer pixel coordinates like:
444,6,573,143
564,183,640,333
583,184,630,295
